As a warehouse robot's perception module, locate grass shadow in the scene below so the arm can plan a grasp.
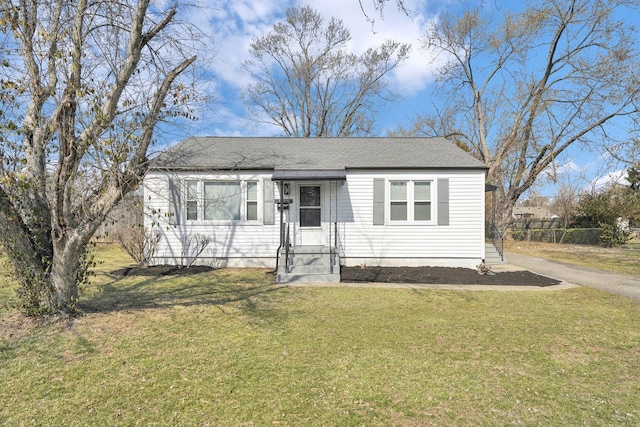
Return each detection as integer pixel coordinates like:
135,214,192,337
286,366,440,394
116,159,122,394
79,267,287,316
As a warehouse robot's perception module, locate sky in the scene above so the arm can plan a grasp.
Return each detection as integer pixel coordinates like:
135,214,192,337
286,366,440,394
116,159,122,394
181,0,444,137
168,0,639,199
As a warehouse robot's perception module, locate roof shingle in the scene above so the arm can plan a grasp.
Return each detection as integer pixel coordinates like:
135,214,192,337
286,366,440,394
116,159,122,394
151,137,487,171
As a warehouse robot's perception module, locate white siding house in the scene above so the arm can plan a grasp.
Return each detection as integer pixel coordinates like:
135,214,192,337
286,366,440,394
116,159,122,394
143,137,489,282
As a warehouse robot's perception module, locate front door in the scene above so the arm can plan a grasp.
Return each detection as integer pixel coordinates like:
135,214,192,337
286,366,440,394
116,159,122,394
299,184,324,245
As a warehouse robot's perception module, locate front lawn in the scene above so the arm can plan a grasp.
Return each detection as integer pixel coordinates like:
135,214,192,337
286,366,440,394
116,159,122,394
1,244,639,426
505,238,640,277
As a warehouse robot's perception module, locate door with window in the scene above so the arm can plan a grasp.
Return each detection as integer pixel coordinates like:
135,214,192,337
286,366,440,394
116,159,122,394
298,184,325,245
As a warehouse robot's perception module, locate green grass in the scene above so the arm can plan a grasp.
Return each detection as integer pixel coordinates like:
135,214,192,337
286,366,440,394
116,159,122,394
506,238,640,277
1,245,640,425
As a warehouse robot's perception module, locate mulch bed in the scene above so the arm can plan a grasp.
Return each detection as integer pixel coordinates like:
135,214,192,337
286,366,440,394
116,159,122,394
340,266,561,287
112,264,560,287
112,265,215,277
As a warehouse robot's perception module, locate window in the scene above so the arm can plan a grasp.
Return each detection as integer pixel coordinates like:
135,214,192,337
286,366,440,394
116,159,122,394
187,180,260,222
204,181,241,221
246,181,258,221
389,181,408,221
186,181,198,221
414,181,431,221
389,180,433,223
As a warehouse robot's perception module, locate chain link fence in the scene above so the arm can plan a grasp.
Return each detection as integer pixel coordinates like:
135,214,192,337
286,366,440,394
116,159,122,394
508,227,602,245
508,219,639,245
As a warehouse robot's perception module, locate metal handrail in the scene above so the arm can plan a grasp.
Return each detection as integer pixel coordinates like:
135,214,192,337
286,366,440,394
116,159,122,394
284,223,291,273
329,222,338,274
487,223,504,261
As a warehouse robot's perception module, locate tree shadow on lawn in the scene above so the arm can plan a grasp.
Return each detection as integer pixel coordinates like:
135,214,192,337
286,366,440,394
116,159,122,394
80,264,560,315
80,266,286,315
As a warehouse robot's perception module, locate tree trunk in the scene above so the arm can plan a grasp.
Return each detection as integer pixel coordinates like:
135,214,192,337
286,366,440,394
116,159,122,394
490,187,517,235
51,237,83,310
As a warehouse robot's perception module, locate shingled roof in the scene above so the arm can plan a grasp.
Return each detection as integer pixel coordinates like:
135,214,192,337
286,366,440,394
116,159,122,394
151,137,487,171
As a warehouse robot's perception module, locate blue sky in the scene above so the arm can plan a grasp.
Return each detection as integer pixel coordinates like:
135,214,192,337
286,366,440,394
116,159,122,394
169,0,639,198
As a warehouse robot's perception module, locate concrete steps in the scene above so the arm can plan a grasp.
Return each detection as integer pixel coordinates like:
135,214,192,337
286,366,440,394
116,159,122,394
277,246,340,283
485,243,505,264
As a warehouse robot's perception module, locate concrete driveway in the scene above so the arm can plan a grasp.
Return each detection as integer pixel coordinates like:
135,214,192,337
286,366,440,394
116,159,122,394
504,251,640,301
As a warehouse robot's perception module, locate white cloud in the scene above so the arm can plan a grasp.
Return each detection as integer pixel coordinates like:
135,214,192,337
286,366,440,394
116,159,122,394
312,0,440,94
183,2,278,88
554,159,589,176
195,0,441,93
589,169,629,191
173,0,458,136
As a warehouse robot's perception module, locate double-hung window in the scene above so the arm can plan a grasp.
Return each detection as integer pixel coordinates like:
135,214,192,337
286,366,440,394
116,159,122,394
246,181,258,221
186,181,198,221
413,181,431,221
389,180,432,223
390,181,408,221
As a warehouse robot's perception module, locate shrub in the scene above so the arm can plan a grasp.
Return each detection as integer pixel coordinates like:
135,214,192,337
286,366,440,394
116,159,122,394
116,227,161,267
598,223,630,248
180,234,211,268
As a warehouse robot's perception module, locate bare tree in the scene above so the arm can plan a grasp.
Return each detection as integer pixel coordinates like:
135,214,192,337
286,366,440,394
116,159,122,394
550,183,579,228
0,0,199,314
605,137,640,171
411,0,640,228
242,5,410,137
358,0,411,24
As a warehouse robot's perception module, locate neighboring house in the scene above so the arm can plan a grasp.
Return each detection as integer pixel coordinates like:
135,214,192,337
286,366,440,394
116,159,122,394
512,206,557,220
143,137,489,282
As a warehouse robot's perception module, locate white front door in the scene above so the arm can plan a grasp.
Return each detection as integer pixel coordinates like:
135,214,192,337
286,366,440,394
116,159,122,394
298,184,325,246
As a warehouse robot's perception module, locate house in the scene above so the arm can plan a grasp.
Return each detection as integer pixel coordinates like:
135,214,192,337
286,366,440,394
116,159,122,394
143,137,490,282
512,206,557,220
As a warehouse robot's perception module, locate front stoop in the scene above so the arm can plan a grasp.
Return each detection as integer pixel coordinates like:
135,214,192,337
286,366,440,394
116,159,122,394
277,245,340,283
485,243,506,264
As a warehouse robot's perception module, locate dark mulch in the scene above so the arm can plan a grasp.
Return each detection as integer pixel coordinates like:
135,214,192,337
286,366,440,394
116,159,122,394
112,265,215,277
112,264,560,287
340,266,561,287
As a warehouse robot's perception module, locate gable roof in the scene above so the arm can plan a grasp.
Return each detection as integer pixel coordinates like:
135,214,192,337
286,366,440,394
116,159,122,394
151,137,487,171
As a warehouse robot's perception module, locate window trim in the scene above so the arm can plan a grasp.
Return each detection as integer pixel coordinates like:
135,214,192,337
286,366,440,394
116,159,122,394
246,180,259,222
185,179,262,224
387,179,435,224
185,180,199,221
413,181,432,222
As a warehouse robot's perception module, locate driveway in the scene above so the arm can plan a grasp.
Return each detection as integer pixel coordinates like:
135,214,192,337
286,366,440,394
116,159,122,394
504,251,640,301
